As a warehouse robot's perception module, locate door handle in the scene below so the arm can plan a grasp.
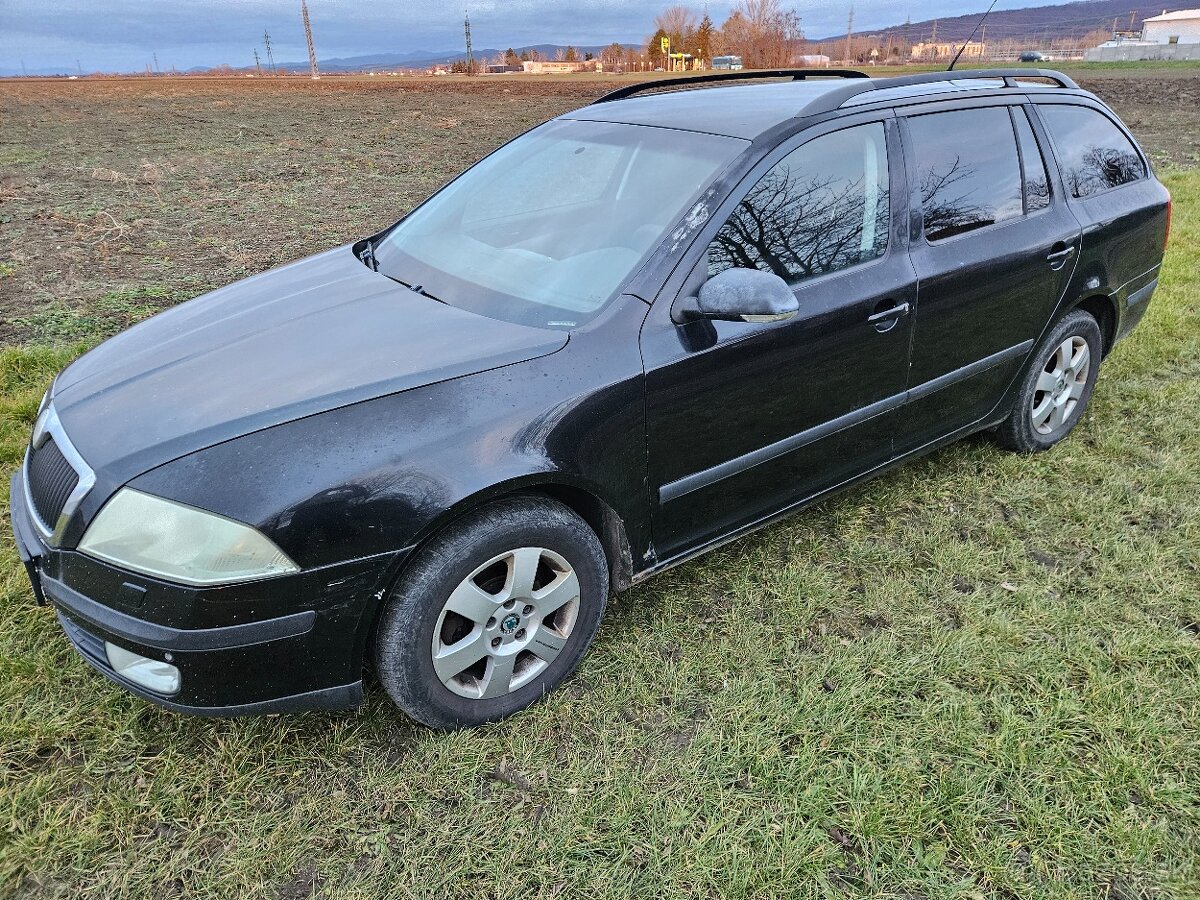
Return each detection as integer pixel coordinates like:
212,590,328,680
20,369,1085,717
1047,243,1076,270
867,301,911,332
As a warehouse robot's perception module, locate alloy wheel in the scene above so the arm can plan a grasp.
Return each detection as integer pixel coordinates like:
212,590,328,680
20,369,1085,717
1030,335,1090,435
431,547,581,699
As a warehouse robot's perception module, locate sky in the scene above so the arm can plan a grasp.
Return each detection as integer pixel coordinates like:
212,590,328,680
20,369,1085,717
1,0,1049,74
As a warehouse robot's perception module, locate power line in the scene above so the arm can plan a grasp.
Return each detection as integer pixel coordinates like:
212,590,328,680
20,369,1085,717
845,6,854,63
464,9,475,75
301,0,319,80
263,30,277,75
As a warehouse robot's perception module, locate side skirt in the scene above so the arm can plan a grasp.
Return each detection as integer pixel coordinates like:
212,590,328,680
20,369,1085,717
632,412,1006,585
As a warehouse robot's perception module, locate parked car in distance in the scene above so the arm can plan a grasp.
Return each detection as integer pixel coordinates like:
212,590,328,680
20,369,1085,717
12,69,1170,727
1019,51,1053,62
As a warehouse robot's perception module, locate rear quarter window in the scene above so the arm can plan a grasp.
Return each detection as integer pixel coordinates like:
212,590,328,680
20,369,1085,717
1038,104,1145,198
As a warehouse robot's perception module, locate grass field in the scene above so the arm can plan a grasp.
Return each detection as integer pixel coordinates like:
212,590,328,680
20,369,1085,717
1,70,1199,899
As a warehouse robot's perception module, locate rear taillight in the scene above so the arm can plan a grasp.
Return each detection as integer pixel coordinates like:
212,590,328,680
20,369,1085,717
1165,192,1172,249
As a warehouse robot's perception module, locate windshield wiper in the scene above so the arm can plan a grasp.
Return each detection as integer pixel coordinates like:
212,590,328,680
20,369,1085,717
402,282,446,305
359,238,379,272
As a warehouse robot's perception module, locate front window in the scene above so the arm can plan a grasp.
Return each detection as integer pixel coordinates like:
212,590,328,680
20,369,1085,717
707,122,890,286
374,119,745,329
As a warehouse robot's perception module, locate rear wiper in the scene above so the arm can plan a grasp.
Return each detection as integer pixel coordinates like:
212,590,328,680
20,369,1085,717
359,238,379,272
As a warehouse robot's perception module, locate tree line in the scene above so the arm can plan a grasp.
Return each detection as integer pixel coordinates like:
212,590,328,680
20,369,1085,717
643,1,804,70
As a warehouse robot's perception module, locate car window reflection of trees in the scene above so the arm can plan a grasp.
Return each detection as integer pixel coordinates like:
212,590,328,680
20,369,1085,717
708,160,888,284
1066,145,1143,197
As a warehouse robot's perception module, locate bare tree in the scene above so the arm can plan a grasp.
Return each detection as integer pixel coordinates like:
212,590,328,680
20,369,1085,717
718,0,803,68
655,5,699,48
601,42,627,71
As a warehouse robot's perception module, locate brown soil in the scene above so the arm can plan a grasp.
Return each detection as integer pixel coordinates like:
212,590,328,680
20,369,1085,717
1,70,1195,346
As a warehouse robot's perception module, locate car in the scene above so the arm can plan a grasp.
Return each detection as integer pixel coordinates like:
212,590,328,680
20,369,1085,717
11,68,1171,728
1019,51,1052,62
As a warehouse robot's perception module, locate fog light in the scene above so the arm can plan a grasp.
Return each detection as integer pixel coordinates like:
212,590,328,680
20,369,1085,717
104,642,180,695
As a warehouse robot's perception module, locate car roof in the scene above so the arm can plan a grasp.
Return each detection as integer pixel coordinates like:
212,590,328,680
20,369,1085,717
562,69,1085,141
561,81,850,140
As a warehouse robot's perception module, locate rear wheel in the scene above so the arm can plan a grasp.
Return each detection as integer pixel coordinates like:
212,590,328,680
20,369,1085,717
374,496,608,728
994,309,1102,453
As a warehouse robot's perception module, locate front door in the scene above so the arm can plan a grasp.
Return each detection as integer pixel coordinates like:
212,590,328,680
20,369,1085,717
897,100,1082,450
640,116,917,560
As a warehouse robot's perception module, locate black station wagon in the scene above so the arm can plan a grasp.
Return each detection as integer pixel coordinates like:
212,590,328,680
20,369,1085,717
11,69,1171,727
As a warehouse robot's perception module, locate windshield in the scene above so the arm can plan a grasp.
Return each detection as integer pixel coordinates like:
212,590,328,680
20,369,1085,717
374,119,746,329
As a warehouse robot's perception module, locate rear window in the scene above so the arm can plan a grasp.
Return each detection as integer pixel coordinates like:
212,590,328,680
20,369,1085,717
1038,104,1145,198
906,107,1023,242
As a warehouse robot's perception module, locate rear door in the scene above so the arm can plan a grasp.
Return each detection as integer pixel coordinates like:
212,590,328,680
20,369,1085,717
897,99,1082,450
1033,100,1170,333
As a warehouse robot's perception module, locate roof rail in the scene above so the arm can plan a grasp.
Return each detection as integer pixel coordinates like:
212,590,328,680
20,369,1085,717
590,68,870,105
806,67,1080,114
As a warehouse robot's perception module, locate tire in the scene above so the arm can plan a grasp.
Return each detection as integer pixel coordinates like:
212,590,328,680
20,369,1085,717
994,309,1103,453
374,495,608,729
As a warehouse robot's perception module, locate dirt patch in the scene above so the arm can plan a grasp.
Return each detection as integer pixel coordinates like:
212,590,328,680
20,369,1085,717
1,72,1194,345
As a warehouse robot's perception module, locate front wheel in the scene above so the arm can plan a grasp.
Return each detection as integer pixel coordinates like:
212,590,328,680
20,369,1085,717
374,496,608,729
994,309,1103,453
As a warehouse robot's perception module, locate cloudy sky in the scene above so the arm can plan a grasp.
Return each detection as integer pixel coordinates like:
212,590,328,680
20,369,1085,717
2,0,1022,74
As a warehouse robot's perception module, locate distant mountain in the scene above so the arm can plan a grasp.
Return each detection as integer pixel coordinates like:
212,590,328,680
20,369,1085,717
264,43,635,73
813,0,1197,44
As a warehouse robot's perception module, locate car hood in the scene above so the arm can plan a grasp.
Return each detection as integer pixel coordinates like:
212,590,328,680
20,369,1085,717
53,246,568,484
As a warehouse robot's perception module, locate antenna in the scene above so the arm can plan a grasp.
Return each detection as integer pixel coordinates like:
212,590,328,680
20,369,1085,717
948,0,998,71
301,0,320,79
263,30,277,74
464,10,475,75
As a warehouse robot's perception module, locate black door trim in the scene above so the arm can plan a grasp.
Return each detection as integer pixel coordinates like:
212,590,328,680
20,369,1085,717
658,339,1034,504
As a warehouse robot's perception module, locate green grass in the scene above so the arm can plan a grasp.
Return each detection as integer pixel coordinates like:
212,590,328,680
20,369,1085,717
1,172,1198,899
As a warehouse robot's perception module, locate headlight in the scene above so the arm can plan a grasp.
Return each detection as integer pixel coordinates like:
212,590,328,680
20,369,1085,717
78,488,299,586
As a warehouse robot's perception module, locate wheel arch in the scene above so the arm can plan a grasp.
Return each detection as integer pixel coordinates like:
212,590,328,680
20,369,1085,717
374,473,634,615
354,475,635,675
1066,293,1118,357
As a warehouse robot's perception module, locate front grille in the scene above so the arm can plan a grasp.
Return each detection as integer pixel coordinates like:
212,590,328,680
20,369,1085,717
27,437,80,531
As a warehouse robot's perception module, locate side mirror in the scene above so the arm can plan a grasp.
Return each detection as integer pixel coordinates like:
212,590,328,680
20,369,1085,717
674,268,799,324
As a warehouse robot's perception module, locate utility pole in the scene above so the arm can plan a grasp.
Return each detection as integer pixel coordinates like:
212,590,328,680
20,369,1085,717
845,7,854,65
263,30,277,74
980,24,986,55
464,10,475,75
930,19,938,43
254,48,262,75
153,52,159,74
75,58,82,76
20,59,27,77
301,0,319,79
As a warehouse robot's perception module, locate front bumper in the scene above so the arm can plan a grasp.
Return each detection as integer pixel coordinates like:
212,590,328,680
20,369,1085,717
11,470,401,716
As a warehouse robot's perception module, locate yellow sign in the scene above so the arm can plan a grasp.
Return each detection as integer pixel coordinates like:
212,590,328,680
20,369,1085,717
660,36,670,53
